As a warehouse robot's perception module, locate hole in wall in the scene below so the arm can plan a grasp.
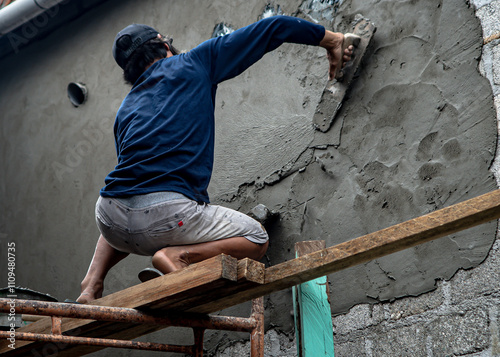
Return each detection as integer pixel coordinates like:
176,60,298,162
67,82,88,107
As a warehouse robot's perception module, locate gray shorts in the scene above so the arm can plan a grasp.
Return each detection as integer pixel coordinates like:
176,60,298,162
95,192,268,256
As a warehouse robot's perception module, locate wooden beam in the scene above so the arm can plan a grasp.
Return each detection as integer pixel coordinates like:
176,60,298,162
189,189,500,313
237,258,265,284
3,189,500,356
265,189,500,287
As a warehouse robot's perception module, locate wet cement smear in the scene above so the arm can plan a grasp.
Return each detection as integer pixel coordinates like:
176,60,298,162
304,0,495,312
214,0,497,316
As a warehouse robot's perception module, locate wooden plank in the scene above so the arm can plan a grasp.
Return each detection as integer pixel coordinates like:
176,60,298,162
237,258,265,284
0,255,267,357
264,190,500,288
3,189,500,356
295,241,328,258
190,189,500,313
313,17,376,132
293,241,334,357
144,260,265,311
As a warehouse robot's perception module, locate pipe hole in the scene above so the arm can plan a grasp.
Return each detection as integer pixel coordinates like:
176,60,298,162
67,82,87,107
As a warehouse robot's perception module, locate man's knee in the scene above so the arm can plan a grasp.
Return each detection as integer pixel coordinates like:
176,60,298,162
256,240,269,260
152,248,167,267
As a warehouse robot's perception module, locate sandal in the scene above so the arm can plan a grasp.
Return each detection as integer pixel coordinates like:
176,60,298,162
138,267,164,282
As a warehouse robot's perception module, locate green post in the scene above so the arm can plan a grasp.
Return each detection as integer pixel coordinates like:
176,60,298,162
293,241,334,356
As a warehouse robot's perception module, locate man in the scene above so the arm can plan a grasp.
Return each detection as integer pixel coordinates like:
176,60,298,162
76,15,355,304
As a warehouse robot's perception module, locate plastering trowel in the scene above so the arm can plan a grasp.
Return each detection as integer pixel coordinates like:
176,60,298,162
313,16,376,132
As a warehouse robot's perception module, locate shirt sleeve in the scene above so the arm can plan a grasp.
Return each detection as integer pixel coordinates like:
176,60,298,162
192,16,325,84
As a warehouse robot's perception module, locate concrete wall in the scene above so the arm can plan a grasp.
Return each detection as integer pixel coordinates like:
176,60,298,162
0,0,499,356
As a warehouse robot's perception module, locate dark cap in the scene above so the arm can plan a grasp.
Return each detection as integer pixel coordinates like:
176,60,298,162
112,24,160,69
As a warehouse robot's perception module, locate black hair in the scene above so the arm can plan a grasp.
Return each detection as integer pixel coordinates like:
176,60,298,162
118,36,180,85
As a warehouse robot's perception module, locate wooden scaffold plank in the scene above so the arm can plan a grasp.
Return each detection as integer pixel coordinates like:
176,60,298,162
191,189,500,313
0,254,241,356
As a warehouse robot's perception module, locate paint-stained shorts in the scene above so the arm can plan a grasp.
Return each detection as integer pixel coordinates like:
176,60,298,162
95,192,269,256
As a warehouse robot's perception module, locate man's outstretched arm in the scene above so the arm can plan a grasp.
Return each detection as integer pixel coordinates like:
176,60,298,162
199,16,322,84
199,16,354,84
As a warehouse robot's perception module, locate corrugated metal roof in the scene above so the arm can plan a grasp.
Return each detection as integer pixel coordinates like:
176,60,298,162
0,0,110,60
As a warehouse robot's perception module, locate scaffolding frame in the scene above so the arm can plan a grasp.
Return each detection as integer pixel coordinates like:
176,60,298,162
0,297,264,356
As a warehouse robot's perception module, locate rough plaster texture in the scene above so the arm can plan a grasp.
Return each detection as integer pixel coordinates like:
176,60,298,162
218,0,497,317
0,0,499,356
323,0,500,355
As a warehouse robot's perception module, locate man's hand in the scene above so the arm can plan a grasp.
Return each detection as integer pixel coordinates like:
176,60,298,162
319,30,355,80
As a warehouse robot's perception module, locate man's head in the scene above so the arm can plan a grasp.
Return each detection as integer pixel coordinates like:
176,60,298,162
113,24,159,69
113,24,179,84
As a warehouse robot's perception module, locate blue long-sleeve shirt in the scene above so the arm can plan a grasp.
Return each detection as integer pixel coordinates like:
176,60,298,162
100,16,325,203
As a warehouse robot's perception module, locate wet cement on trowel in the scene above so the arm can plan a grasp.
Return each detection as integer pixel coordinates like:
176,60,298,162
211,0,497,325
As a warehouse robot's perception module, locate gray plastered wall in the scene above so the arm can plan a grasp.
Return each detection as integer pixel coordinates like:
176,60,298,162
0,0,499,356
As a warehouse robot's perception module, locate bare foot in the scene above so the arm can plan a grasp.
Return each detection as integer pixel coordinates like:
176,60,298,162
75,292,92,304
152,247,190,274
76,280,104,303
